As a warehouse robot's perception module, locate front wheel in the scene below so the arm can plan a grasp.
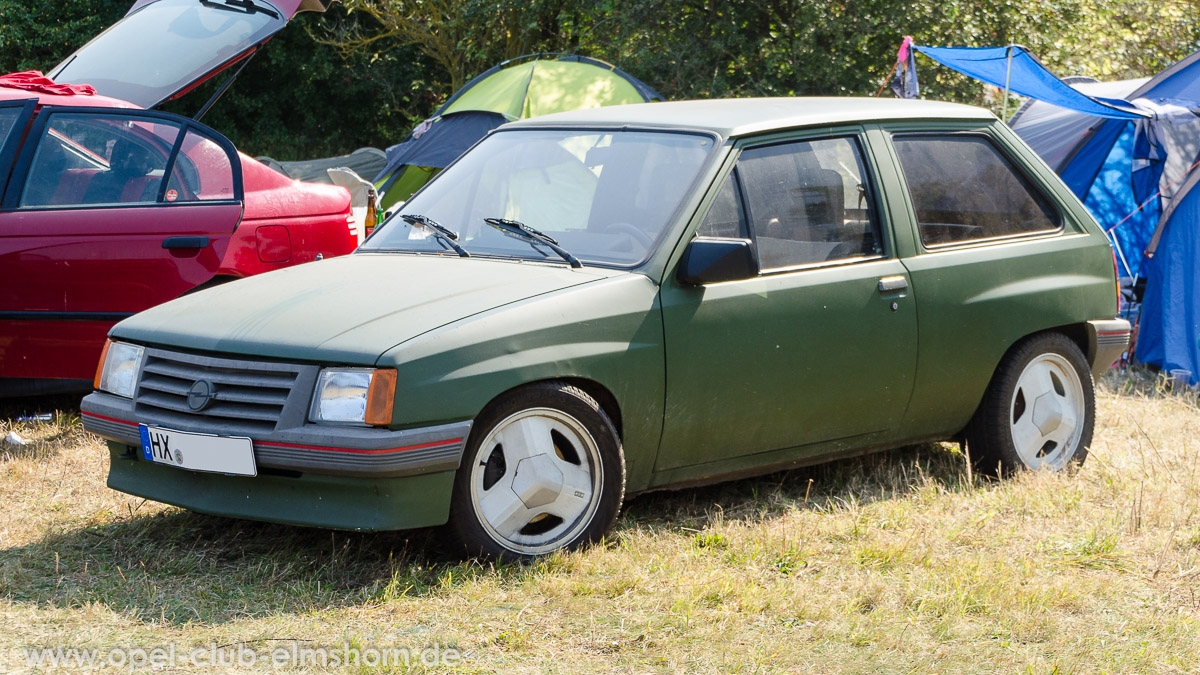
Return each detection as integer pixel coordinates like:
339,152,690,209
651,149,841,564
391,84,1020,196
448,383,625,560
967,333,1095,476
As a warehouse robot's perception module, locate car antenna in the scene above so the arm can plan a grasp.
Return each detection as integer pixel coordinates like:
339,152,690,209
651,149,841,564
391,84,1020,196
193,49,261,122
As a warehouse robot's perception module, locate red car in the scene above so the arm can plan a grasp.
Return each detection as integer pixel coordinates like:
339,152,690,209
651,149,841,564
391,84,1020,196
0,0,356,395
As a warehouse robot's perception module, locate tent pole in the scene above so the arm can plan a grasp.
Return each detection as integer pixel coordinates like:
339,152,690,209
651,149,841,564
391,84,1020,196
1001,44,1013,122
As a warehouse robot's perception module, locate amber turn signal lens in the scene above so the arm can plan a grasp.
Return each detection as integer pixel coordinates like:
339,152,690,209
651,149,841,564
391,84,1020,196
364,369,397,426
93,339,112,390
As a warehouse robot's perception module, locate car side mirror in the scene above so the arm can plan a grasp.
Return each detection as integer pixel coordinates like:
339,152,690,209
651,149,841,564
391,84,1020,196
678,237,757,285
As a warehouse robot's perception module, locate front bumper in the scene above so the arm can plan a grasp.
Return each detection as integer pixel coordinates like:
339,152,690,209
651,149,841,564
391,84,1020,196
82,391,472,478
104,441,455,531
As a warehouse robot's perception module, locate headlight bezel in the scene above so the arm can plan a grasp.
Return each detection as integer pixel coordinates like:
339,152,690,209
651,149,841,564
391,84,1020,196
94,340,145,399
308,367,397,427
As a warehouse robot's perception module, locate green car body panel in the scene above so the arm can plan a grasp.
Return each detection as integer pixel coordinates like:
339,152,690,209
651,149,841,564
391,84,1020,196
870,119,1118,440
656,124,919,474
105,441,458,531
379,271,668,493
81,98,1126,532
110,254,621,365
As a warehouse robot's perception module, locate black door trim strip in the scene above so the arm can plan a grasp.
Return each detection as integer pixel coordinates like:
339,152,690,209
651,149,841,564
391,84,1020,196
0,311,133,322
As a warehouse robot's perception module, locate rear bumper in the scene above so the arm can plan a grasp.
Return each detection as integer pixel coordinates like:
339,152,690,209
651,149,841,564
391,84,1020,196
1086,318,1132,381
81,391,471,478
104,441,454,531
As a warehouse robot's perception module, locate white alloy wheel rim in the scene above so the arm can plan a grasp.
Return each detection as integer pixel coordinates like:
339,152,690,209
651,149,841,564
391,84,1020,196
1008,353,1085,471
469,407,603,555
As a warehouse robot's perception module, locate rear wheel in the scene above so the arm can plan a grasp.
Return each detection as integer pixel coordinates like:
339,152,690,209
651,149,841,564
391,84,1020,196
967,333,1094,476
448,383,625,560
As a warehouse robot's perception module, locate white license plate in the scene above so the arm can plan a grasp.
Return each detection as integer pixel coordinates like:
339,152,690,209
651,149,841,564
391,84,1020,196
139,424,257,476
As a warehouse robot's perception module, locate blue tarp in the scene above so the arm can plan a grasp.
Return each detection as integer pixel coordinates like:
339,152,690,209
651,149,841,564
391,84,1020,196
1002,47,1200,385
915,45,1148,120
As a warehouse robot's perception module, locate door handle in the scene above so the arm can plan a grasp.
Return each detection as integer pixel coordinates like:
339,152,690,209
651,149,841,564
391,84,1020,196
878,275,908,293
162,236,211,249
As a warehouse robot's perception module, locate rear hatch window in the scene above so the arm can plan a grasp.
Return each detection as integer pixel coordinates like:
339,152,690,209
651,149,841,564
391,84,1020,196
51,0,287,109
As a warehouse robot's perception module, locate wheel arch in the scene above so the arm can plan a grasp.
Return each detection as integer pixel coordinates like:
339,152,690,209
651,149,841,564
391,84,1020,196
963,328,1095,475
447,377,628,559
962,325,1092,434
1053,322,1091,365
475,377,624,442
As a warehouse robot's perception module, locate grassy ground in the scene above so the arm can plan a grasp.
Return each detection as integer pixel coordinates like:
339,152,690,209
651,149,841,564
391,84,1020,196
1,374,1198,673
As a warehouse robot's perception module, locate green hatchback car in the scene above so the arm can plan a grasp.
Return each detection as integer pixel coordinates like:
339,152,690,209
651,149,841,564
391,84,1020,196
82,98,1130,559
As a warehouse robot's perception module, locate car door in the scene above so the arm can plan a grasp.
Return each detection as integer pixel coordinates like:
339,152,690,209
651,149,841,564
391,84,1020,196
879,125,1110,440
655,131,918,472
0,107,244,382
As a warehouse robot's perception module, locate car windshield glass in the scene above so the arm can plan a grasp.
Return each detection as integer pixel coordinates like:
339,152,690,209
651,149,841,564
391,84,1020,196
52,0,286,108
362,129,716,267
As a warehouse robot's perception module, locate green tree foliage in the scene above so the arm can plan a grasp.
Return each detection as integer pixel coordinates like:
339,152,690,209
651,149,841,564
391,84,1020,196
159,6,435,160
1062,0,1200,78
332,0,579,93
0,0,128,72
335,0,1200,118
0,1,429,159
2,0,1198,160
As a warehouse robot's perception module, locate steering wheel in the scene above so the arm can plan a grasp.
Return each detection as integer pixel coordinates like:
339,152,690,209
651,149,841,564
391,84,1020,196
601,222,653,250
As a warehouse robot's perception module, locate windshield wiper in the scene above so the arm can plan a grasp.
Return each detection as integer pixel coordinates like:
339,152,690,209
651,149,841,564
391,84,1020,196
401,214,470,258
200,0,281,19
484,218,582,269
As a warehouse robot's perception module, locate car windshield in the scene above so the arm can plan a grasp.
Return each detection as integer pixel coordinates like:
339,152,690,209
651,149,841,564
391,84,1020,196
362,129,716,267
52,0,286,108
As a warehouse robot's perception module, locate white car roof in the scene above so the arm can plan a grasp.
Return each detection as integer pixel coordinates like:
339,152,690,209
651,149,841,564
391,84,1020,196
509,97,995,138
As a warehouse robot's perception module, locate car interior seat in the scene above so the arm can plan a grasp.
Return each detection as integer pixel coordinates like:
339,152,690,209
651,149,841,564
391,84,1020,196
797,168,845,239
51,169,103,205
82,139,161,205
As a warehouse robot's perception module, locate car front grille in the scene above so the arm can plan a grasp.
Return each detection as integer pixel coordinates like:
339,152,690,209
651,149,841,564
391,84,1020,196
133,349,319,436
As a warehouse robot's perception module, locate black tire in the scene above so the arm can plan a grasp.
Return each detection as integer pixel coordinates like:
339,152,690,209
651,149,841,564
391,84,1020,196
966,332,1094,477
447,382,625,561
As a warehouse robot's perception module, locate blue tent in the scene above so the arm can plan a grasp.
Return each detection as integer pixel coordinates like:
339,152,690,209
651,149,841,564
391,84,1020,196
920,45,1200,385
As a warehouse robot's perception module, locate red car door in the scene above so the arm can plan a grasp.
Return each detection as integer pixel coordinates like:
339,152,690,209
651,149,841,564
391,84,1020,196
0,107,244,389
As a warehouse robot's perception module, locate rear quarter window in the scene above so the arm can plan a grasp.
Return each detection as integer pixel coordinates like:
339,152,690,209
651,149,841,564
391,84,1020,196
892,134,1062,247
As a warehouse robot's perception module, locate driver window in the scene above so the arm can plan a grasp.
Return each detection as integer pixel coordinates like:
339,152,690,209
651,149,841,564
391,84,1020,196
696,173,748,238
20,114,182,208
738,136,882,270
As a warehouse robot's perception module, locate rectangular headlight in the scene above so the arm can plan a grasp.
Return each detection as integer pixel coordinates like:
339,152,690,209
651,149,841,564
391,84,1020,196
309,368,397,427
94,340,144,399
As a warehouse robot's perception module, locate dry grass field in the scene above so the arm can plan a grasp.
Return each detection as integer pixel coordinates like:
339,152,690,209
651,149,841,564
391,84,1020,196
1,372,1198,672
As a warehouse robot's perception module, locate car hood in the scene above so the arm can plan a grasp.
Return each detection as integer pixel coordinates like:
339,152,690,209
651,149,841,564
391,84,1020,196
111,253,622,363
51,0,335,109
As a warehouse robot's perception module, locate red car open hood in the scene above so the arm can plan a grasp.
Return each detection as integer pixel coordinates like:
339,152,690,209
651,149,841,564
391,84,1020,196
50,0,336,109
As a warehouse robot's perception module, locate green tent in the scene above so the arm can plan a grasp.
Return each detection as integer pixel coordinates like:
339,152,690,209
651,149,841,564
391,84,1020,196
376,54,662,210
